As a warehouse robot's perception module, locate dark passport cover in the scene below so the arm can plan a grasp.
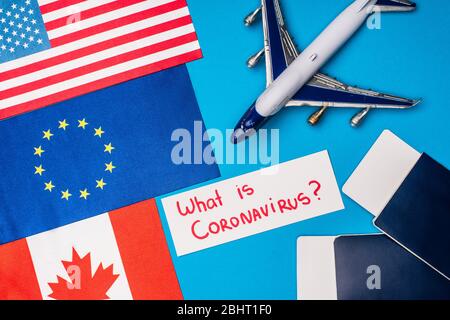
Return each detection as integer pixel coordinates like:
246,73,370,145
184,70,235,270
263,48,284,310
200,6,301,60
334,235,450,300
374,153,450,279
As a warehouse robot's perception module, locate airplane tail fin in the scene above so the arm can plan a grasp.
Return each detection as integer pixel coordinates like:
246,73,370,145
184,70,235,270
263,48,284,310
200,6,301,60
374,0,416,12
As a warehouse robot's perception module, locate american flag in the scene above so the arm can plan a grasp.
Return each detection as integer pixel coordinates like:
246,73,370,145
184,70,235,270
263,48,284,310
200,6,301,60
0,0,202,119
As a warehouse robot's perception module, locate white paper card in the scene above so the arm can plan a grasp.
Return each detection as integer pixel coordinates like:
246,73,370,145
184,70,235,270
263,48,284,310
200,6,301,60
342,130,421,216
297,236,338,300
162,151,344,256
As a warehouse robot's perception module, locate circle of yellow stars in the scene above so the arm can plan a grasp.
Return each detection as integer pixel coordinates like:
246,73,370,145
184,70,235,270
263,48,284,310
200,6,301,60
33,118,116,202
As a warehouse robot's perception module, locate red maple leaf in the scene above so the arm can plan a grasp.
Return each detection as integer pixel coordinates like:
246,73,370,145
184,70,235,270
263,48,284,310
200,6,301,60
48,247,119,300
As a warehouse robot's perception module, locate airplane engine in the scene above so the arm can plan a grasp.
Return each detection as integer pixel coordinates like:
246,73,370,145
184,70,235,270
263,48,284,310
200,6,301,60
350,107,371,127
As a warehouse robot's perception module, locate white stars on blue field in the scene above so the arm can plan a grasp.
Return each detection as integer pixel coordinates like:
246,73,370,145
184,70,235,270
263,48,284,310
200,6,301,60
0,0,50,63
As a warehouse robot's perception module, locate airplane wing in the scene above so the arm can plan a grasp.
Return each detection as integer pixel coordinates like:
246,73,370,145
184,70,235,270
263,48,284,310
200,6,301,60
260,0,418,110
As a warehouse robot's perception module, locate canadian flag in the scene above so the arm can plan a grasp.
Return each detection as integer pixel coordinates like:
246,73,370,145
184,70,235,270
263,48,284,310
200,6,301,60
0,200,182,300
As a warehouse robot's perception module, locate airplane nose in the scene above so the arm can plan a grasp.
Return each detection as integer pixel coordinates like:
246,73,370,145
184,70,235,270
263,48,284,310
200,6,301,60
231,101,267,144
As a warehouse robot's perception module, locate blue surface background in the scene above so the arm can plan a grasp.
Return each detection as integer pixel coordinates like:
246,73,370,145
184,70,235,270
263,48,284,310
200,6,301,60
156,0,450,299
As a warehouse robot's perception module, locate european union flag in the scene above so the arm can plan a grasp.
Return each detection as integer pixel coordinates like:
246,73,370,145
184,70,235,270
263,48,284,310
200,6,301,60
0,65,219,244
0,0,51,63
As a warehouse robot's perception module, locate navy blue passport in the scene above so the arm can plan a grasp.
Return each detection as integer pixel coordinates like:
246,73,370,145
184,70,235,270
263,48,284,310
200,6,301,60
334,235,450,300
374,153,450,279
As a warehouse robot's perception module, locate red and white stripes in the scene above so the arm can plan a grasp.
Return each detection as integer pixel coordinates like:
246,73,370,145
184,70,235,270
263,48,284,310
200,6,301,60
0,0,202,119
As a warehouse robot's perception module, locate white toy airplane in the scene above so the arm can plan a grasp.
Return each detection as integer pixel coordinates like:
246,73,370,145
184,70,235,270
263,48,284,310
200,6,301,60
232,0,420,143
